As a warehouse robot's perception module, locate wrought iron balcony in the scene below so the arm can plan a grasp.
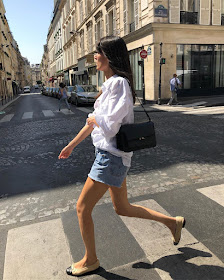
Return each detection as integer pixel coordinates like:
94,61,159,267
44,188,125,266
180,11,198,24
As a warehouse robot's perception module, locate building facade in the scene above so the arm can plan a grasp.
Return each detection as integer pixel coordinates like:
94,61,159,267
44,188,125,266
41,44,49,86
31,64,41,86
0,0,26,104
44,0,224,101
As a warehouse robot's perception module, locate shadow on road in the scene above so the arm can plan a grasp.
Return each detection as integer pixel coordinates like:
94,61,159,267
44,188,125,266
132,247,224,280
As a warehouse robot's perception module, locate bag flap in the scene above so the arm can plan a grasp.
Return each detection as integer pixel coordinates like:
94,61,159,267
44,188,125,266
118,121,155,141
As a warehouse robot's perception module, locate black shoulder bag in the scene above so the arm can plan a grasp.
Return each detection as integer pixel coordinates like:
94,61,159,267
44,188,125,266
116,97,156,152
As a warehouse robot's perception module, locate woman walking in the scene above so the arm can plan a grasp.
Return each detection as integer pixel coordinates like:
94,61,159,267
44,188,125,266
59,36,185,277
59,82,71,111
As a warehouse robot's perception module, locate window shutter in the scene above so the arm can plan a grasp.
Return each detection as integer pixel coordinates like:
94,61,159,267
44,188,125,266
134,0,139,30
141,0,148,11
123,0,128,35
85,0,87,17
100,18,104,38
113,6,116,35
106,13,109,35
200,0,211,25
95,23,98,44
169,0,180,23
94,0,97,8
212,0,221,25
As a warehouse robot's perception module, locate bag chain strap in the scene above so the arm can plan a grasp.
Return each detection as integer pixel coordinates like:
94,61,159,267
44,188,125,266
136,95,151,121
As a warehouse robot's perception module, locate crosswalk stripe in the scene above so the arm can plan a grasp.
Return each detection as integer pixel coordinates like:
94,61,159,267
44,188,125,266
197,184,224,207
0,114,14,123
76,107,93,113
182,106,224,115
42,110,55,117
60,109,74,115
22,112,33,119
3,219,72,280
120,199,224,280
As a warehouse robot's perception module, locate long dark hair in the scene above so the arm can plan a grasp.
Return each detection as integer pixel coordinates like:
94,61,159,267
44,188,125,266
96,36,136,104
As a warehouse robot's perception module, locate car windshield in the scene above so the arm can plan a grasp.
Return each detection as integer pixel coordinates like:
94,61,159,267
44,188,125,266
67,86,74,92
76,85,97,92
76,85,85,92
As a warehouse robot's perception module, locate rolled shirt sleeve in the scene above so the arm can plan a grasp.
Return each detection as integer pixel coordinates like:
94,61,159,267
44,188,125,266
95,78,133,138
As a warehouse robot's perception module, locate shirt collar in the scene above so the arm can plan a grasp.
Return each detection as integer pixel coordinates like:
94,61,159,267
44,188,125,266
101,74,118,91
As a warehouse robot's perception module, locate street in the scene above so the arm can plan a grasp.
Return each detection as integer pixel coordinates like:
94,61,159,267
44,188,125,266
0,91,224,280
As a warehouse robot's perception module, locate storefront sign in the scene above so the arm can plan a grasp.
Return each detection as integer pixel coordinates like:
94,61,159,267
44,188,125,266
147,46,152,55
155,5,168,17
140,49,147,59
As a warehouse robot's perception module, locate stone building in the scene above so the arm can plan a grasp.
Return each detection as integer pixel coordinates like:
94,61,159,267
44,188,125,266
0,0,25,103
23,57,32,86
45,0,224,101
31,64,41,86
40,44,49,86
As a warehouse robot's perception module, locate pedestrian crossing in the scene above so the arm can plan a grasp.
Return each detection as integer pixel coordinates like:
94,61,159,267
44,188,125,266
150,104,224,117
0,108,92,123
3,184,224,280
0,106,223,123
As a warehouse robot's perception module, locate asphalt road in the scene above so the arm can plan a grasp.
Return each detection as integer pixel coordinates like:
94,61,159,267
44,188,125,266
0,91,224,280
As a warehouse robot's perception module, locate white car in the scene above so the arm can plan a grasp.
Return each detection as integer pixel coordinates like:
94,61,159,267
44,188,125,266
23,86,31,93
34,85,39,89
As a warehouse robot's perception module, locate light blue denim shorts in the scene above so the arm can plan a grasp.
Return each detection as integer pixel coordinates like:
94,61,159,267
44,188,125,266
88,148,129,188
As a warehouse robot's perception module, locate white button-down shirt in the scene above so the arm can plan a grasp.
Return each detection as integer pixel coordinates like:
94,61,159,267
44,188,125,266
87,74,134,167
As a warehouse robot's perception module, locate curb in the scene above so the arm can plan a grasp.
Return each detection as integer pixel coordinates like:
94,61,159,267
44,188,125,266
0,95,21,112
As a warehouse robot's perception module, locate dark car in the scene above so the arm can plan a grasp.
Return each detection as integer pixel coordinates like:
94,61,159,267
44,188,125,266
71,85,99,106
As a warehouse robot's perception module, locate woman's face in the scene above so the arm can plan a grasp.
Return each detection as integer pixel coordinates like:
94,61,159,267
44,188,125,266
94,51,109,72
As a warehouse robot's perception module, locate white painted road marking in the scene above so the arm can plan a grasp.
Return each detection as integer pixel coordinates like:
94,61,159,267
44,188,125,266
42,110,55,117
120,199,224,280
3,219,72,280
60,109,74,115
22,112,33,119
197,184,224,207
0,114,14,123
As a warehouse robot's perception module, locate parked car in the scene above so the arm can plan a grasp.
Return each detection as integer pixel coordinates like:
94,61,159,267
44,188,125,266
23,86,31,93
55,87,60,99
41,86,46,95
71,85,99,106
44,87,50,96
48,87,54,97
66,86,75,102
34,85,39,89
51,87,58,98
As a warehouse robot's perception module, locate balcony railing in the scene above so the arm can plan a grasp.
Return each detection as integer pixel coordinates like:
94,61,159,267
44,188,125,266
180,11,198,24
130,22,135,33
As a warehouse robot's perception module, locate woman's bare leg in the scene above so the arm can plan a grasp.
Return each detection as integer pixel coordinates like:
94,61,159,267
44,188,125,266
74,177,109,268
109,178,177,235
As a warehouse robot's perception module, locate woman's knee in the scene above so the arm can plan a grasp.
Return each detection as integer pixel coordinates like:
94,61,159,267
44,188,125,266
113,203,131,216
76,200,91,218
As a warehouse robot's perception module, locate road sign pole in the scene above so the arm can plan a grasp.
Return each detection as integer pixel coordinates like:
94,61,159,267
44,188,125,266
158,42,163,105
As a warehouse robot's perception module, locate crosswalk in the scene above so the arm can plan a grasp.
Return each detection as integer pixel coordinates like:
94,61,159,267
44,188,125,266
1,106,223,123
150,104,224,118
0,108,93,123
2,184,224,280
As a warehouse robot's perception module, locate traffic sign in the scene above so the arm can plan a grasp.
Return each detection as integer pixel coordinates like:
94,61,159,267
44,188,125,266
140,49,147,59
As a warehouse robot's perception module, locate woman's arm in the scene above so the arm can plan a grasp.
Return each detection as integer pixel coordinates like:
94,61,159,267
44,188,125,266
58,124,94,159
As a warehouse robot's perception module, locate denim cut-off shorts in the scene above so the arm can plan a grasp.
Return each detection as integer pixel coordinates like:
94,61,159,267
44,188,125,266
88,148,129,188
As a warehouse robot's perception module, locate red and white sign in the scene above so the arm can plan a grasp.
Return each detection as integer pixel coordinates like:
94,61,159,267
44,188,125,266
140,49,147,59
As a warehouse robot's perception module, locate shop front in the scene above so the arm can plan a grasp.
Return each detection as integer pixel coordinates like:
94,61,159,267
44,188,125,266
177,44,224,96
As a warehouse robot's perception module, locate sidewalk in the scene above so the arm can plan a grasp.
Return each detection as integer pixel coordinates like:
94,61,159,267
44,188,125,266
134,95,224,112
0,95,21,113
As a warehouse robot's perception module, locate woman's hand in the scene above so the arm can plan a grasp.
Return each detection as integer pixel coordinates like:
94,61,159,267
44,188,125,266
87,116,99,127
58,145,73,159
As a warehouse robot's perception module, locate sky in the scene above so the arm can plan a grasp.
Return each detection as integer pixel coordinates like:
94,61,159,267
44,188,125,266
3,0,54,64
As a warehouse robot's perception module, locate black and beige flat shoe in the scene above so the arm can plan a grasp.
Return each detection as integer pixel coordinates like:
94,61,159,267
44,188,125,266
172,216,186,245
66,259,100,276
